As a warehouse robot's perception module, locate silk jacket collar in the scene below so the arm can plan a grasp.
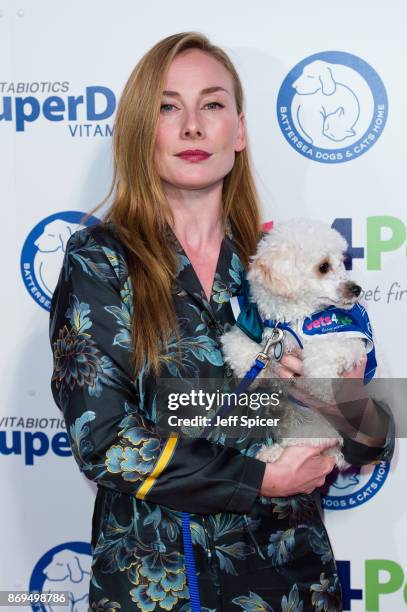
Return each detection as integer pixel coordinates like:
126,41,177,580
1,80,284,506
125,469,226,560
164,218,244,320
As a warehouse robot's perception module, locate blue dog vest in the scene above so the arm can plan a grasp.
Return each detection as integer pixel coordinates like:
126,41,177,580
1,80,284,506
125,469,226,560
229,276,377,384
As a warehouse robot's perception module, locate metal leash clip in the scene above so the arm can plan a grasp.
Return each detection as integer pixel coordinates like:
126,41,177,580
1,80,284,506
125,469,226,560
255,327,285,368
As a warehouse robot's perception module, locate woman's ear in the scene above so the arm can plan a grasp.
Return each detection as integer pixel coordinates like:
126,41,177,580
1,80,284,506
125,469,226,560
235,112,246,152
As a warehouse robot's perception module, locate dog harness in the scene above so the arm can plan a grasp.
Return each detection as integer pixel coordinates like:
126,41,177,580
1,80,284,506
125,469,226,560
229,275,377,384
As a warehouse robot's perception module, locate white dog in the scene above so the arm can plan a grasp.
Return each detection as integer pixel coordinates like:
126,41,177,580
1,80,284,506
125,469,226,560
220,219,374,468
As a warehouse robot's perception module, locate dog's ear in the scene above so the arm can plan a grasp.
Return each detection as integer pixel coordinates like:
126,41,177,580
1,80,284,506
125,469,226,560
250,248,300,299
319,64,336,95
50,220,76,253
58,224,76,253
67,555,83,583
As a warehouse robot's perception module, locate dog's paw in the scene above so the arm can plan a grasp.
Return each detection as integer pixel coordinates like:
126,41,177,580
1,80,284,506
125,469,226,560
256,443,284,463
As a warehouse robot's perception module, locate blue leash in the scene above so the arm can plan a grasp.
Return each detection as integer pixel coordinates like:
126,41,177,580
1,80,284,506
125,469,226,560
181,331,282,610
181,512,201,612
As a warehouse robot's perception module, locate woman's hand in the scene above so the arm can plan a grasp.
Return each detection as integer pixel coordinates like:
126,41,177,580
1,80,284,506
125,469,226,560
259,442,337,497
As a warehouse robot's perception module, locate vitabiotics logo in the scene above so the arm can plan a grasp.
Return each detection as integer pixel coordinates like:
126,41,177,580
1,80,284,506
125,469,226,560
1,82,115,134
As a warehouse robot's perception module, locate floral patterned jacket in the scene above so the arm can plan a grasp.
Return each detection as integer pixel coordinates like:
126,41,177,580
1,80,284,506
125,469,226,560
49,220,394,612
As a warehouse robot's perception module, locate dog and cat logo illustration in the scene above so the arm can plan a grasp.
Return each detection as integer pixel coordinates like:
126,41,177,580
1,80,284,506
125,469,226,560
292,59,360,146
29,543,91,612
322,460,390,510
20,212,98,311
277,51,388,162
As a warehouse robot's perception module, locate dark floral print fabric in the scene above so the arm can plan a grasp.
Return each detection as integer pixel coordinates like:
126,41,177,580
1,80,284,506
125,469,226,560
49,219,394,612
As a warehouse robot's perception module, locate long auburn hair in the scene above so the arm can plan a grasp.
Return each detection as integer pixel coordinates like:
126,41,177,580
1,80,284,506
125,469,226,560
84,32,262,378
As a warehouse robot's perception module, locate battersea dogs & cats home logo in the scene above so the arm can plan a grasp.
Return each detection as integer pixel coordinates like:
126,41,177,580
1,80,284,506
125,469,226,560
21,211,99,311
277,51,388,163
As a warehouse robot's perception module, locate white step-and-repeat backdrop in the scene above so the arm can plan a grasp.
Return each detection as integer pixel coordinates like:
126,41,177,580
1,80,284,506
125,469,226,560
1,1,405,610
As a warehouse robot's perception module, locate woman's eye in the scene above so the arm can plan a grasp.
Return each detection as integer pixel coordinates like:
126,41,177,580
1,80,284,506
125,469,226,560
203,102,224,110
160,103,177,112
160,101,224,113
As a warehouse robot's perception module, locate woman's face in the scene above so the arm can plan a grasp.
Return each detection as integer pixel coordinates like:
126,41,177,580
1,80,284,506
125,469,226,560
154,49,246,192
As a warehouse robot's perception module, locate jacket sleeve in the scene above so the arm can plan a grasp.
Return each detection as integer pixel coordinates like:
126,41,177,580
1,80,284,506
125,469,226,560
49,226,266,514
340,399,395,466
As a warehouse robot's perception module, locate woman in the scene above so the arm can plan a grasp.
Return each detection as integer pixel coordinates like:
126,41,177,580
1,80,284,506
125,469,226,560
49,32,394,612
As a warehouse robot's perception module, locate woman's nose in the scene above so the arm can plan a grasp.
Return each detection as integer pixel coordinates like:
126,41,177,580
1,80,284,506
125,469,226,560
182,111,204,138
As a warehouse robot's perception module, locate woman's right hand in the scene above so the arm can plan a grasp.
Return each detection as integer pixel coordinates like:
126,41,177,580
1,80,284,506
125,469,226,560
259,442,337,497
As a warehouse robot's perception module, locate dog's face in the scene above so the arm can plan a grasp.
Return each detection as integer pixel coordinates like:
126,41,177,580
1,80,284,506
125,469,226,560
247,219,361,313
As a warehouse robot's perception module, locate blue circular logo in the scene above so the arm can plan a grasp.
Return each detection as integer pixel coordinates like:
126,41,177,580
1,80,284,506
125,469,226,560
21,211,99,311
277,51,388,163
29,541,91,611
322,460,390,510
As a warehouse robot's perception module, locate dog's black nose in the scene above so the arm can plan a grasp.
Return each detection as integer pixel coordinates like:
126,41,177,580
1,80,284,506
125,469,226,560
350,284,362,297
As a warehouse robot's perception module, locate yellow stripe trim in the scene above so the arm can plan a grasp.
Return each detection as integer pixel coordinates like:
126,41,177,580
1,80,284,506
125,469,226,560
135,432,179,500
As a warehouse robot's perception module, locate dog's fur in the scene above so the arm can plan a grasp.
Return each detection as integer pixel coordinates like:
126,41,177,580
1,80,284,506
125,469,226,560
220,218,369,468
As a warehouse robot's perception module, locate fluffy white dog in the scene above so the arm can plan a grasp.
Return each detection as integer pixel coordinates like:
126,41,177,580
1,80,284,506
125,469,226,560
220,218,372,468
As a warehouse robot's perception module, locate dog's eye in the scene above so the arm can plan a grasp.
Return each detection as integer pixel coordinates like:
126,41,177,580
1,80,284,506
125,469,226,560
319,261,330,274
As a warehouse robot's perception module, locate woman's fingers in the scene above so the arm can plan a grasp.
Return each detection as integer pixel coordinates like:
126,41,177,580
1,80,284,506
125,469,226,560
277,354,303,377
302,455,337,493
287,346,302,358
261,445,338,497
277,366,296,380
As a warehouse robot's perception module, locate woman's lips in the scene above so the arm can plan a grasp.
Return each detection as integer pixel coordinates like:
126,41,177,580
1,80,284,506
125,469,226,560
176,150,212,162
